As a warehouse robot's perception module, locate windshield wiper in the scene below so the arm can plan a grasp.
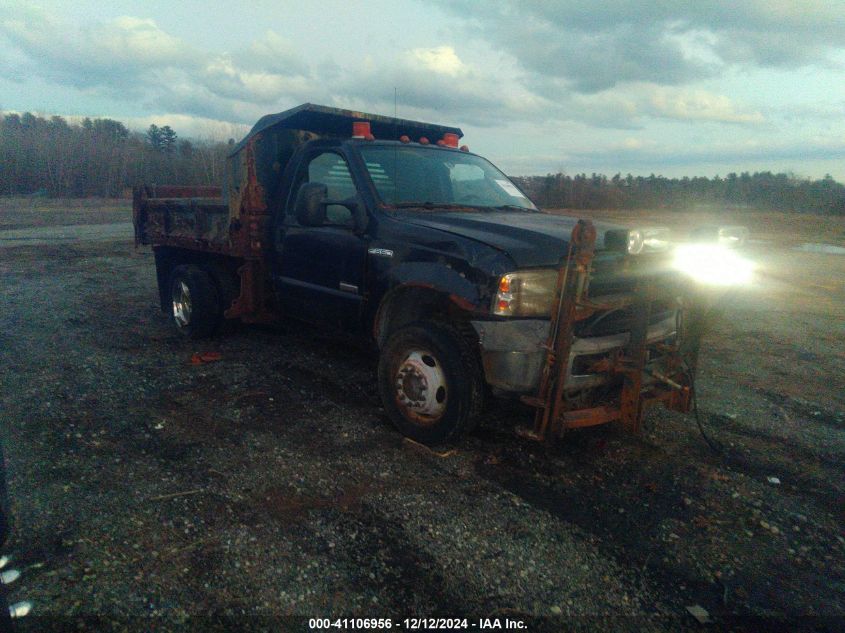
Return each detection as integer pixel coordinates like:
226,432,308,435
390,202,484,210
392,202,437,208
493,204,535,212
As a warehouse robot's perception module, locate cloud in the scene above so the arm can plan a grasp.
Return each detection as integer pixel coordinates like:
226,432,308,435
406,45,466,76
0,7,316,123
0,0,828,164
645,86,764,124
0,7,553,130
0,10,534,129
235,30,309,76
775,102,845,123
326,45,552,127
433,0,845,93
561,83,764,129
0,8,199,90
196,55,314,106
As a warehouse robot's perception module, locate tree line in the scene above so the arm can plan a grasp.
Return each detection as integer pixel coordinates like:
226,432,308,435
0,111,231,197
2,110,844,214
511,171,845,215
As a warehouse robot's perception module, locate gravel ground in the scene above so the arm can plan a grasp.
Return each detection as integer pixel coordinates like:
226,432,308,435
0,205,843,632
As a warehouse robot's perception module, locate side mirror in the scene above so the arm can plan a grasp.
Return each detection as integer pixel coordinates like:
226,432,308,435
294,182,328,226
326,197,369,235
294,182,369,234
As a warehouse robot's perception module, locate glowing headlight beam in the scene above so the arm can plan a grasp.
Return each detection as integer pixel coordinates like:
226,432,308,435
672,244,755,286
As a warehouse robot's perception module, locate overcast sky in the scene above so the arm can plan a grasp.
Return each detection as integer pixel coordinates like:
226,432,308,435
2,0,844,179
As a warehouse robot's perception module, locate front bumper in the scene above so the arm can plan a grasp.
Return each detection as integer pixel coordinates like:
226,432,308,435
471,315,677,393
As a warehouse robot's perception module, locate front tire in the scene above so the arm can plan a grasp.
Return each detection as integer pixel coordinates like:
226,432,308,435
169,265,220,339
378,322,484,445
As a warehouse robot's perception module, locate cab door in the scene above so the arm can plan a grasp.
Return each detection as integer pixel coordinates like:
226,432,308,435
272,150,368,332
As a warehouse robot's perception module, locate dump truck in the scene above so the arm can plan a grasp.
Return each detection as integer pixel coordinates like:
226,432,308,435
134,103,722,444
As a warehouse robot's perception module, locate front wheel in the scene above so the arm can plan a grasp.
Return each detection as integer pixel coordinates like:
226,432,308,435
378,322,484,445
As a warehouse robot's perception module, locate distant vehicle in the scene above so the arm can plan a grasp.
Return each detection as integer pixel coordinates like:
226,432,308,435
134,103,732,444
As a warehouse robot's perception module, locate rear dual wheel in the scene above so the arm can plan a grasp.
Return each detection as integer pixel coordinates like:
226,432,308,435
169,265,222,339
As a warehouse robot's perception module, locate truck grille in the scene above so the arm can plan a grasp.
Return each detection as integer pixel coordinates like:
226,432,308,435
574,301,675,337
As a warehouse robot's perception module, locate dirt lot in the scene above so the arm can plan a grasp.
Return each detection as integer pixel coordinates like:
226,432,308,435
0,201,843,632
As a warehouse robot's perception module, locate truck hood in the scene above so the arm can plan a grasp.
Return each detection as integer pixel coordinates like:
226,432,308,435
396,210,626,267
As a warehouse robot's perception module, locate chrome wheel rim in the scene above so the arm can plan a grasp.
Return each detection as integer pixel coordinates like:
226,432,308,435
172,281,192,327
394,349,448,424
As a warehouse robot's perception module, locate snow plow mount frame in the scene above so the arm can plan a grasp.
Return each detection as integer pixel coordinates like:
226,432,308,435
518,219,693,441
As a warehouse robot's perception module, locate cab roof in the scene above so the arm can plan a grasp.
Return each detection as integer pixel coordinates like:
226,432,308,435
229,103,463,157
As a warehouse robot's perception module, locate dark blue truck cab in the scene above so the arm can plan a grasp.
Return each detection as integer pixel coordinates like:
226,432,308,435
134,104,699,444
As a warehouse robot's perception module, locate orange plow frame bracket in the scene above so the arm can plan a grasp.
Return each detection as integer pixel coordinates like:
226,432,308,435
518,219,693,441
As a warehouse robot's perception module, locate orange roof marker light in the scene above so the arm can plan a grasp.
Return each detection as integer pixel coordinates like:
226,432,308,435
443,133,459,148
419,136,430,145
460,144,469,152
352,121,372,139
399,135,410,143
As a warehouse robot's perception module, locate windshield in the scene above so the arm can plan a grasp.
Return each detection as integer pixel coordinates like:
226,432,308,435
359,145,537,210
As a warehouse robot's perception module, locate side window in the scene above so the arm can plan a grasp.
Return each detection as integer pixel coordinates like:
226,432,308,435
307,152,356,226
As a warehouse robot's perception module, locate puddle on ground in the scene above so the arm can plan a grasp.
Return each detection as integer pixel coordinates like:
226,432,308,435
793,243,845,255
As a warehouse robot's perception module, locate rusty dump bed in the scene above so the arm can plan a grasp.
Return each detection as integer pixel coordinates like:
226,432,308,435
133,186,228,252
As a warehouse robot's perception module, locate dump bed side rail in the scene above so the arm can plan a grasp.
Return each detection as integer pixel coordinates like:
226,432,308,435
132,185,225,249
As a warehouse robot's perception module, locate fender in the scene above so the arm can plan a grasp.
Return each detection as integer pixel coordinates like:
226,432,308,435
369,262,488,344
389,261,482,306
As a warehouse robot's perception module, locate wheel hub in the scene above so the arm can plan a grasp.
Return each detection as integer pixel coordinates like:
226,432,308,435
172,281,192,327
394,350,447,421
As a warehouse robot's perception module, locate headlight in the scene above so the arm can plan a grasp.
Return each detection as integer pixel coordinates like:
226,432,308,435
607,227,671,254
493,269,557,316
672,243,754,285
